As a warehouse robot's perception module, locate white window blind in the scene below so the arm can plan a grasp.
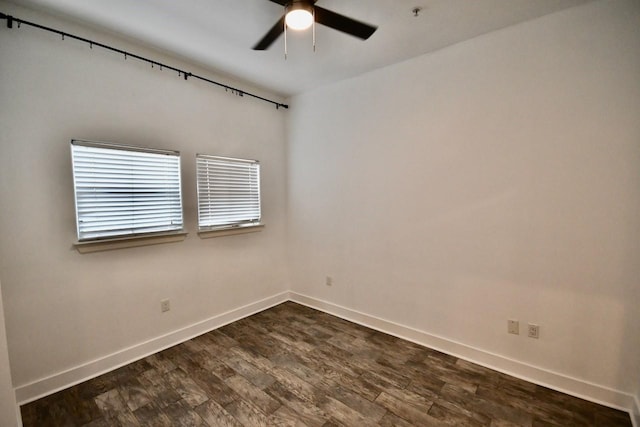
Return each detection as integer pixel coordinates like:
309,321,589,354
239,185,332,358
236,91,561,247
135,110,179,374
71,140,183,241
196,154,261,230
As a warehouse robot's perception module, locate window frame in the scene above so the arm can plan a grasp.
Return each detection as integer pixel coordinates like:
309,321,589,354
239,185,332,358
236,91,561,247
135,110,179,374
70,139,185,244
195,154,262,234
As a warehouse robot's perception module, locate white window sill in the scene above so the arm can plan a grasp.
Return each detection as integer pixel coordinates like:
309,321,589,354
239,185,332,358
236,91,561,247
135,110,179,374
74,231,188,253
198,223,264,239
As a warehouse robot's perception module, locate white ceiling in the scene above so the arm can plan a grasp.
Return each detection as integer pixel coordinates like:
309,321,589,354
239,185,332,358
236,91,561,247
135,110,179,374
13,0,592,97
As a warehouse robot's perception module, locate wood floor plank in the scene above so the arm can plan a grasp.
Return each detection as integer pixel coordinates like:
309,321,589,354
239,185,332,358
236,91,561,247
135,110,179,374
163,399,207,426
118,376,153,412
189,349,237,379
228,345,277,373
379,411,415,427
381,383,435,409
223,350,278,389
375,391,442,426
164,368,210,408
206,329,240,348
439,383,533,427
490,420,523,427
94,388,140,426
21,301,632,427
316,394,370,426
80,417,111,427
225,374,282,415
269,365,321,403
314,379,387,422
330,371,381,402
268,404,311,427
137,368,183,408
132,402,173,426
145,353,177,374
266,381,329,427
272,352,328,386
224,398,272,427
194,399,243,427
428,402,488,426
59,388,103,425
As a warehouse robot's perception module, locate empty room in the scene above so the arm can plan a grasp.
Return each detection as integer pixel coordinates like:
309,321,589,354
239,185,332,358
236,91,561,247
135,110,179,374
0,0,639,426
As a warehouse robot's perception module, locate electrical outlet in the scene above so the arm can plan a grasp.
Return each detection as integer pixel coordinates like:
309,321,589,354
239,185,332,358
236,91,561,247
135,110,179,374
161,299,170,313
528,323,539,339
508,319,519,335
326,276,333,287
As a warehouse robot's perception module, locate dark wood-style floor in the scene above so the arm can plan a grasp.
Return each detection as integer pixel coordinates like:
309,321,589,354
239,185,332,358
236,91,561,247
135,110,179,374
21,302,631,426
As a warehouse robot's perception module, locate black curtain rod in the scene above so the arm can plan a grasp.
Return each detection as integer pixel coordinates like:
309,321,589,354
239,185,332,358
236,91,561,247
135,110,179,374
0,12,289,110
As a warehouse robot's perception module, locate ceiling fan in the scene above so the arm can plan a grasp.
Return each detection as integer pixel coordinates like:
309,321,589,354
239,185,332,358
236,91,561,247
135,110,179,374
253,0,378,50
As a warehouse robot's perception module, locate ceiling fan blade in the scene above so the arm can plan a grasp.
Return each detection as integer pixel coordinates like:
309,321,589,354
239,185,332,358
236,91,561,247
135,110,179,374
253,15,285,50
267,0,318,5
314,6,377,40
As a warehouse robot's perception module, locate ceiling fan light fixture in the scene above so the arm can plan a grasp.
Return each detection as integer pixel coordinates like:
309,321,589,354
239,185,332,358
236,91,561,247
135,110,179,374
285,2,314,31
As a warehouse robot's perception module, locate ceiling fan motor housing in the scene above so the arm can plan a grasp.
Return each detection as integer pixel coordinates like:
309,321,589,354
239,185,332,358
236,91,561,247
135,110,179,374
286,0,314,12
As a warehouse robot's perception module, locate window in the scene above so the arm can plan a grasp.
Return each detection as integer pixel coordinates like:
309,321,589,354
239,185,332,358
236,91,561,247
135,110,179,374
196,154,261,231
71,140,183,241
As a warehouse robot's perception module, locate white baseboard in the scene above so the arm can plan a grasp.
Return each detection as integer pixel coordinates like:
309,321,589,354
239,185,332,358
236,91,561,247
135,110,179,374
15,291,290,405
289,292,638,420
632,395,640,427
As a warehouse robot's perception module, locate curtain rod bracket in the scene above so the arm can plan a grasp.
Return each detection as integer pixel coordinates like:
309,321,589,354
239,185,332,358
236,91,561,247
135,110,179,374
2,13,17,29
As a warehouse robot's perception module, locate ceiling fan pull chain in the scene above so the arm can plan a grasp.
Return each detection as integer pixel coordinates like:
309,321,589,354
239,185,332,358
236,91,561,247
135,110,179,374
312,8,316,52
284,22,288,60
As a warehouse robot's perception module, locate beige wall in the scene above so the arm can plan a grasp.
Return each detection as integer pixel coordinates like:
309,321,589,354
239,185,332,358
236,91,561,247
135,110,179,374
0,1,289,394
0,280,19,426
287,0,640,399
